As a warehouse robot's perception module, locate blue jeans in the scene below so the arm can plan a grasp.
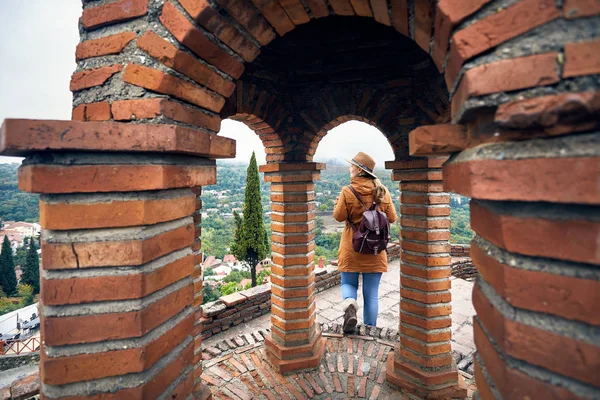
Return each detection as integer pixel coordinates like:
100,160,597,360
341,272,383,326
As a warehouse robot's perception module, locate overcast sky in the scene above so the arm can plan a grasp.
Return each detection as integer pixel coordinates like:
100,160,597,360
0,1,394,168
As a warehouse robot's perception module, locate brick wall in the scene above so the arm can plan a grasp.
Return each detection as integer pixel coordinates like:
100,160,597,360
199,266,341,341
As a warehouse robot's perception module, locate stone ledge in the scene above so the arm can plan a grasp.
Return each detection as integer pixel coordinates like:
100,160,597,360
0,119,235,159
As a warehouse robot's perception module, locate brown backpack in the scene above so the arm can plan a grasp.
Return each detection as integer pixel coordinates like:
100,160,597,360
346,185,391,255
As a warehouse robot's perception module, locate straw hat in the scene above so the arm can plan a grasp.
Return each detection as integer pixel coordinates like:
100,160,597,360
345,152,377,179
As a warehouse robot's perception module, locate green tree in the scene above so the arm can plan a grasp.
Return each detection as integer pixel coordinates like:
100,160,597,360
17,283,34,306
21,238,40,294
0,236,17,296
202,283,221,304
231,152,268,287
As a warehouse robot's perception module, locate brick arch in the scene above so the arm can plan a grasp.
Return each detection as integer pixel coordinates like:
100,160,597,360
68,0,470,133
228,113,284,154
308,115,393,158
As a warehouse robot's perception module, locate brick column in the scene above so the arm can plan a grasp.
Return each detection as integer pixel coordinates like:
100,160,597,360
443,133,600,399
259,162,326,374
385,157,467,398
191,186,213,400
0,119,234,399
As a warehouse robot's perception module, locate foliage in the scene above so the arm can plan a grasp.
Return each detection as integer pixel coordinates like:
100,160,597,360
231,153,268,287
13,244,27,268
21,238,40,294
257,269,271,285
220,282,239,296
0,284,35,316
17,283,34,306
0,164,39,222
223,269,250,283
204,267,215,277
202,284,221,304
450,202,474,244
0,235,18,296
201,216,236,259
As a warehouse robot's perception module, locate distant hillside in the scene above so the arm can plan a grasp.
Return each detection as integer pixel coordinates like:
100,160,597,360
0,164,39,223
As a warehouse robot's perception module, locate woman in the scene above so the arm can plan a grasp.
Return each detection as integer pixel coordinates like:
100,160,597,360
333,152,397,332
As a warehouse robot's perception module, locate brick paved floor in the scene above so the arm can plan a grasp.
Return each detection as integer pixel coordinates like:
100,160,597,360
201,261,479,398
204,261,477,361
200,326,477,399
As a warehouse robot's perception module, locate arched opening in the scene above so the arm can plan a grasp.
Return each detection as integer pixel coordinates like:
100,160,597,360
312,119,400,329
200,118,271,302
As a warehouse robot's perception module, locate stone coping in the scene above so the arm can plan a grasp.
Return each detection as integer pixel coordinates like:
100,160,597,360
0,119,235,159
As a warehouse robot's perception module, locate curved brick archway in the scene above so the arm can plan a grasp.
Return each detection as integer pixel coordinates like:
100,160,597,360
0,0,597,399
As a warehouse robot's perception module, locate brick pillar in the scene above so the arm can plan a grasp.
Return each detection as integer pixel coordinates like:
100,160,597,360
191,186,212,400
385,157,468,398
443,133,600,399
259,162,326,374
0,119,233,399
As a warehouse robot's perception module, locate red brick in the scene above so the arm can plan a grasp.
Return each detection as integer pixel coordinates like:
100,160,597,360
40,194,195,231
72,104,85,121
473,285,600,387
446,0,559,87
42,314,192,385
401,264,451,280
451,52,559,118
42,255,193,305
563,39,600,78
328,0,355,16
400,300,451,317
19,164,215,195
471,241,600,325
474,319,585,400
401,288,451,304
470,201,599,265
76,32,137,61
408,124,469,156
400,205,450,217
122,64,225,113
414,0,434,53
42,224,194,270
304,0,330,18
70,64,123,91
443,157,600,205
0,119,233,158
401,276,451,292
277,0,310,24
349,0,373,17
43,284,192,346
563,0,600,18
85,102,112,121
82,0,148,30
371,0,391,26
392,169,443,181
494,91,600,135
390,0,408,35
432,0,491,70
178,0,260,62
160,2,244,78
216,0,277,45
136,31,235,97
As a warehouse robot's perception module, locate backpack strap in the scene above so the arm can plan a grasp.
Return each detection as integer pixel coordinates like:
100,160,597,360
347,185,366,208
346,185,371,232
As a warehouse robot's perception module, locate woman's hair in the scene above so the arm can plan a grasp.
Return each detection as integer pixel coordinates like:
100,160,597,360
357,172,387,204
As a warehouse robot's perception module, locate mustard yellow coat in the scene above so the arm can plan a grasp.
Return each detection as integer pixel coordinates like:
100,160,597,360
333,176,398,273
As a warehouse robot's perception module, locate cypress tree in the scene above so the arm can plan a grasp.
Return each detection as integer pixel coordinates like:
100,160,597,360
21,238,40,294
0,235,18,296
231,152,268,287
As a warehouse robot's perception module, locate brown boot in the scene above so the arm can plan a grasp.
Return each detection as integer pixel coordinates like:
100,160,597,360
342,298,358,333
